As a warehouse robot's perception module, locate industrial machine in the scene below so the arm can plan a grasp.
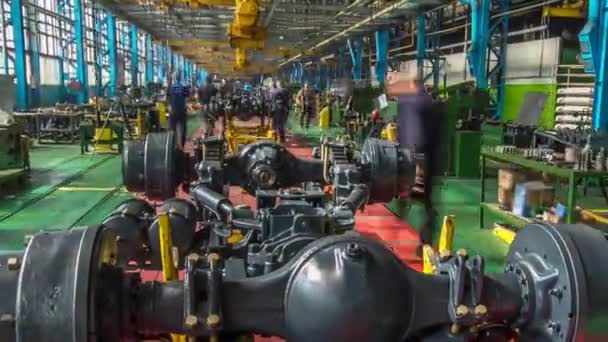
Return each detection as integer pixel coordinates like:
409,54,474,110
0,75,30,185
223,91,276,153
119,132,415,273
0,219,606,341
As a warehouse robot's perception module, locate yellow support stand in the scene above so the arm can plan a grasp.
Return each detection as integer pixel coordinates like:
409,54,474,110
156,102,168,129
438,215,455,254
422,245,436,274
422,215,456,275
157,213,187,342
385,122,398,142
94,127,115,153
318,106,330,129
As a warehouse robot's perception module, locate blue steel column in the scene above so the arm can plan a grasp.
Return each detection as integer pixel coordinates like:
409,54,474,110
347,38,362,80
26,6,41,107
74,0,88,104
375,30,389,88
107,15,118,97
145,34,154,84
579,0,607,130
129,24,138,86
11,0,28,109
417,15,426,81
460,0,490,89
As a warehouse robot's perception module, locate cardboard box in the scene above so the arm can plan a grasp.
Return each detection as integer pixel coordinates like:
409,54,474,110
498,188,513,210
512,181,555,217
498,169,526,190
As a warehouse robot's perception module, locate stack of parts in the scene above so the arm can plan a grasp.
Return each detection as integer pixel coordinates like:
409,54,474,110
554,64,595,130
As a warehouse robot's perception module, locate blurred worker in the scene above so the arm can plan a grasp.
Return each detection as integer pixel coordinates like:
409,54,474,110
166,71,190,147
268,80,290,143
386,71,439,257
197,75,219,135
296,83,316,131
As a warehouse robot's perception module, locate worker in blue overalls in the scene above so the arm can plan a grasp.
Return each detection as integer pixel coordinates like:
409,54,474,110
166,71,190,147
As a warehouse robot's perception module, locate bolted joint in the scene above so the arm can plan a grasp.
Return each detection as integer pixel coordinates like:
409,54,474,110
187,253,201,263
206,314,221,328
455,305,469,318
207,253,221,263
345,243,364,259
184,314,199,329
456,248,468,258
473,304,487,317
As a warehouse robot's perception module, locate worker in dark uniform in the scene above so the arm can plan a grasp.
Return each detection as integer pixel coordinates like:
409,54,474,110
296,83,316,131
387,72,439,256
268,80,290,143
197,75,219,135
166,72,190,147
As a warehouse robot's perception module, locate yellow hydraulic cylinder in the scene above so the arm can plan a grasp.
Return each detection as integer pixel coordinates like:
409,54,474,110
318,106,330,129
422,245,436,274
94,127,114,153
438,215,455,254
158,213,187,342
385,122,398,142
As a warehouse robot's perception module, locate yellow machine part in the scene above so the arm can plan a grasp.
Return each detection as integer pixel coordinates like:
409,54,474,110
225,118,276,153
318,106,331,129
438,215,455,254
543,0,586,18
94,127,115,153
493,225,516,245
157,213,187,342
234,0,258,27
380,122,398,142
156,102,168,128
228,229,245,244
422,215,456,275
235,48,248,69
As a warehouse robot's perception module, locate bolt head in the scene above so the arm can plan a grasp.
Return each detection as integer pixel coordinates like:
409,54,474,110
456,249,468,257
450,324,460,335
187,253,200,263
207,253,221,263
455,305,469,317
474,304,488,316
206,314,221,327
184,315,199,329
7,257,20,271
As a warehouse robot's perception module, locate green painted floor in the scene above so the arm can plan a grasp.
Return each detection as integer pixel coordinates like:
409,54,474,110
0,115,203,251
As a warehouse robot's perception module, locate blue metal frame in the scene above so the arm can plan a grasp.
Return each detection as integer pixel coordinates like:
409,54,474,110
107,15,118,96
73,0,88,104
347,38,362,80
375,30,389,88
579,0,608,131
416,15,426,81
26,5,41,107
11,0,28,109
145,34,154,84
460,0,509,118
129,24,138,86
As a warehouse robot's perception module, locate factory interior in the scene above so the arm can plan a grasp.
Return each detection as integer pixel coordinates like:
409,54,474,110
1,0,608,341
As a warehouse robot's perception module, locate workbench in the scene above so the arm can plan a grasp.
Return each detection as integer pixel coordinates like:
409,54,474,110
480,150,608,228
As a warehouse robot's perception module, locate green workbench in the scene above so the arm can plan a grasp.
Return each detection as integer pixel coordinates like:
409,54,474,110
480,150,608,228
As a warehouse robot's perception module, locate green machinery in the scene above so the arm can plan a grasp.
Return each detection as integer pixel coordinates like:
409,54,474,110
0,75,30,187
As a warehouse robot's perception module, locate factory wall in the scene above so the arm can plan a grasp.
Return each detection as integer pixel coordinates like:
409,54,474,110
401,37,562,128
